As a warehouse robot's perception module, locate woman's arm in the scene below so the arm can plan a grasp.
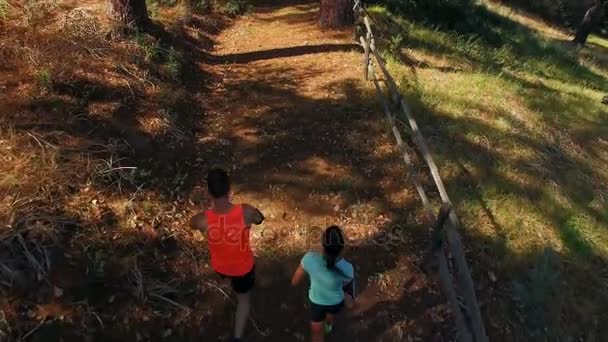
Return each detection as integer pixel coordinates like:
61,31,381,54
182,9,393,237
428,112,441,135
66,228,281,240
291,264,306,287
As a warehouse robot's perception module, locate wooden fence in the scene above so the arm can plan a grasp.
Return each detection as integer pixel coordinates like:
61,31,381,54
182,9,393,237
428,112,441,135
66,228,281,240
354,5,488,342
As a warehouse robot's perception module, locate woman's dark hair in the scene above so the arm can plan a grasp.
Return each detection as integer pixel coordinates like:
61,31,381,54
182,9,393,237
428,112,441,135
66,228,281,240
322,225,346,277
207,168,230,198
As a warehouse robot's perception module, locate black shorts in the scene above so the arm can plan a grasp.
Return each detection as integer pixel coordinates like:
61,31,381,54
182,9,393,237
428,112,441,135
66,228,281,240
217,266,255,293
310,301,344,322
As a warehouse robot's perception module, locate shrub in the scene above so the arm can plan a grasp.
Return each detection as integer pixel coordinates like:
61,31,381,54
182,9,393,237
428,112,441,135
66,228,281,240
388,33,404,56
23,0,58,23
221,0,249,16
165,47,183,81
511,249,561,337
133,31,162,63
0,311,9,338
34,68,52,91
157,0,178,6
190,0,211,12
146,0,160,18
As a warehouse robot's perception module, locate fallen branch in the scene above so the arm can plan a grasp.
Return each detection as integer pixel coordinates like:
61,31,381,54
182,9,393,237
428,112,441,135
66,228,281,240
18,320,45,342
116,63,155,89
149,293,191,313
203,281,269,337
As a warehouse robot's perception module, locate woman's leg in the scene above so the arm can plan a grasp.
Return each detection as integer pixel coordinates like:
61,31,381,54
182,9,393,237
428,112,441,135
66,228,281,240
324,301,344,334
310,302,326,342
325,313,335,329
311,322,324,342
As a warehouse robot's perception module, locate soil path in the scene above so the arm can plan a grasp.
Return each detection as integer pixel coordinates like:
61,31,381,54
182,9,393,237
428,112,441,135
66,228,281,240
196,1,446,340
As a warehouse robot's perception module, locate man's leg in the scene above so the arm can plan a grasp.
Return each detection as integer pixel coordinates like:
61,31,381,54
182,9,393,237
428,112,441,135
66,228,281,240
231,268,255,340
234,291,251,339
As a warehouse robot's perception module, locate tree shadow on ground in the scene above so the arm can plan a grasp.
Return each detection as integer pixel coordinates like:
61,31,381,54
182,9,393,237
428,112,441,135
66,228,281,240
253,0,316,12
489,0,588,28
254,2,319,25
386,67,608,338
207,44,362,64
372,2,607,91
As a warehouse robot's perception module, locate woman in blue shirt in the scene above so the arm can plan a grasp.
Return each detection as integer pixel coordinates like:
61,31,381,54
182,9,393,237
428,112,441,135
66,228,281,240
291,226,355,342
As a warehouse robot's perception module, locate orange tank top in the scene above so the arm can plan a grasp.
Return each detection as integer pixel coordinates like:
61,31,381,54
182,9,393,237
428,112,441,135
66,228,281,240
204,204,254,276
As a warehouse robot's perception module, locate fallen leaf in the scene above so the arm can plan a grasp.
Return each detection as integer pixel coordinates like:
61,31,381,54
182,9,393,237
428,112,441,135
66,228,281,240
35,303,72,321
163,329,172,338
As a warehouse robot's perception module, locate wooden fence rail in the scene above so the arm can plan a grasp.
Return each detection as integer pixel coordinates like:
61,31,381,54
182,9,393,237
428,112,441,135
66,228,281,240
355,6,488,342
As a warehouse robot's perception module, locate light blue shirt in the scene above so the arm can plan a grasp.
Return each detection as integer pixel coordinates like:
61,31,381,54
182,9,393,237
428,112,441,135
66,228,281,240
301,251,354,306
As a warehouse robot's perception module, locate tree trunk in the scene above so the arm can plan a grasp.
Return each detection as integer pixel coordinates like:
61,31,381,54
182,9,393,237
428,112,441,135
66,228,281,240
108,0,150,28
573,1,605,45
319,0,354,28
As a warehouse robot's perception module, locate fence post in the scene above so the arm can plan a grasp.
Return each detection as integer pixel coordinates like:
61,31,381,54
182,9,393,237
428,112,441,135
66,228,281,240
361,35,370,80
356,10,488,342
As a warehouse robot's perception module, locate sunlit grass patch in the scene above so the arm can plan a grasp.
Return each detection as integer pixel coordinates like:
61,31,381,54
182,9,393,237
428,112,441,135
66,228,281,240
368,2,608,336
0,0,10,19
588,35,608,49
559,214,595,258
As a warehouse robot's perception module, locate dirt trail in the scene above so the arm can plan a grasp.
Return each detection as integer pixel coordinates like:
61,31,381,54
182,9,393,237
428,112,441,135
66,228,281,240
196,1,447,341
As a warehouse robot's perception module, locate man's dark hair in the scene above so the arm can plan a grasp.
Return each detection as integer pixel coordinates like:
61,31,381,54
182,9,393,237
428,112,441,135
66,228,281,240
207,168,230,198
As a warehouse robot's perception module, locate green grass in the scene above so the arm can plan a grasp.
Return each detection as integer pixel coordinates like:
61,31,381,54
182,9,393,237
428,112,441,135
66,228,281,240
0,0,9,19
133,31,160,61
325,177,355,193
131,32,185,82
511,248,560,337
368,1,608,338
146,0,161,18
165,47,183,81
34,68,53,91
0,310,10,337
589,34,608,49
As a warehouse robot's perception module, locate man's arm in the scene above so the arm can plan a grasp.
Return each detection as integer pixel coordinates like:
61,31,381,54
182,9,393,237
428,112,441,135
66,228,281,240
190,212,207,232
243,204,264,226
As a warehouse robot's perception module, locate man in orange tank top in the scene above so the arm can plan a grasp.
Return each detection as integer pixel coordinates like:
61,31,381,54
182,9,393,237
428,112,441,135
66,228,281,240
191,168,264,342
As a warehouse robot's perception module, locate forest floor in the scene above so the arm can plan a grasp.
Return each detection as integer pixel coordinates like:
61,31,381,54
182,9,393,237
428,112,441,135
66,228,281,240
0,0,448,341
191,1,447,340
